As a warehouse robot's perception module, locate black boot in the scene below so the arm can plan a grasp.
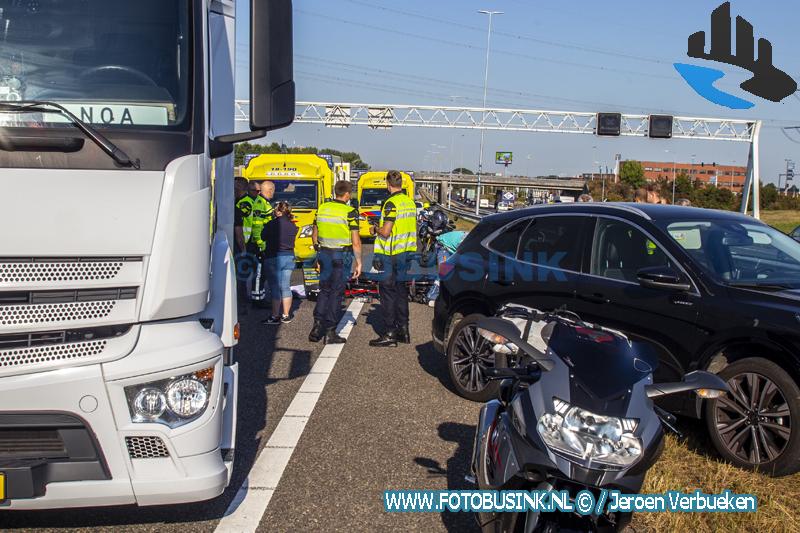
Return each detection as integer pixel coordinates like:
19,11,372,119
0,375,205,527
308,320,324,342
369,330,398,347
324,328,346,344
396,325,411,344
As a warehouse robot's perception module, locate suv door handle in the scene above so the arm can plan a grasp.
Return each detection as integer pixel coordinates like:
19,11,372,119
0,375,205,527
578,292,609,304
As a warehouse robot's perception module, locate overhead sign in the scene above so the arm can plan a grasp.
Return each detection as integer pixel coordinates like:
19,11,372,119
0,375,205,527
495,152,513,165
368,107,394,130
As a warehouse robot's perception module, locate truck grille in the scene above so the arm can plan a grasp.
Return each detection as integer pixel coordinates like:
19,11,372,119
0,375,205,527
0,325,130,369
126,436,170,459
0,429,67,459
0,257,142,285
0,288,137,328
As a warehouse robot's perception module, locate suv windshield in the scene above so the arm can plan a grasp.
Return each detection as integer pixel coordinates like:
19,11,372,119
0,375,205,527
664,219,800,288
0,0,190,128
271,180,319,209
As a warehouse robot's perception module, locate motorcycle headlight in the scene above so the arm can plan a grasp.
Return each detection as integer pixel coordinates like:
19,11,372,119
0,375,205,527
536,398,642,469
298,224,314,238
125,366,214,428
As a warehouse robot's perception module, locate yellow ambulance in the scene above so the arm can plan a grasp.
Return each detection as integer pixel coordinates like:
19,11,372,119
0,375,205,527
243,154,335,261
356,171,415,238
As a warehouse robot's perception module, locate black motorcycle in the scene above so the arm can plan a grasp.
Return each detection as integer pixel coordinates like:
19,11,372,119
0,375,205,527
417,207,453,268
470,306,728,532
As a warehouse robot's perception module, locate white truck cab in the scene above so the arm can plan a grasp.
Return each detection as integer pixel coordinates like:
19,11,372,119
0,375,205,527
0,0,294,508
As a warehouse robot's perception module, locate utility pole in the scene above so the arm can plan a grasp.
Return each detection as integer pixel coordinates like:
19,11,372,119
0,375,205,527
476,9,503,215
672,160,677,204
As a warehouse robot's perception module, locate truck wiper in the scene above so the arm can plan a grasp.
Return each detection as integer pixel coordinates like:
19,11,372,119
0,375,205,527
0,101,140,169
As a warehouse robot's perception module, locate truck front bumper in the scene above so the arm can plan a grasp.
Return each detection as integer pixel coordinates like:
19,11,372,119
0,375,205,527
0,320,236,509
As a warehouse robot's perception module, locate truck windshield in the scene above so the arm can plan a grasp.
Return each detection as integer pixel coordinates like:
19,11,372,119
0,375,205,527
664,220,800,288
271,181,319,209
0,0,190,129
360,188,389,207
360,188,409,207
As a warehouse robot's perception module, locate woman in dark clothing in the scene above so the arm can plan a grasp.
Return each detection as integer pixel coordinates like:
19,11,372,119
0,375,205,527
261,201,297,324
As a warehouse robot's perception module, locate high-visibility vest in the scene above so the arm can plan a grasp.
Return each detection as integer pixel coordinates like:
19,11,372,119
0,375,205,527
251,196,273,250
316,200,354,249
375,193,417,256
236,195,255,243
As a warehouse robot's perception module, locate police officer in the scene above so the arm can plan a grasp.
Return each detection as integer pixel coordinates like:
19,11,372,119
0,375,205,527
309,180,362,344
251,181,275,302
236,180,262,304
369,170,417,347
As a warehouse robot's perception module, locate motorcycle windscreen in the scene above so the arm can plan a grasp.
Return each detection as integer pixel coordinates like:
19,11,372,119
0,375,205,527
545,322,660,417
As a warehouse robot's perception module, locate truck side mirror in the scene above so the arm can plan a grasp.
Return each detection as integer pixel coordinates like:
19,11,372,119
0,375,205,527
210,0,295,158
250,0,295,132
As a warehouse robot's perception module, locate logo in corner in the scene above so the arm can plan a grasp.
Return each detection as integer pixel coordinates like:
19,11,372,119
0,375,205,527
674,2,797,109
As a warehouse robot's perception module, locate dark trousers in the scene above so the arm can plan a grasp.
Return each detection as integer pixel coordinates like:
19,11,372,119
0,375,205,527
377,252,410,332
313,248,352,330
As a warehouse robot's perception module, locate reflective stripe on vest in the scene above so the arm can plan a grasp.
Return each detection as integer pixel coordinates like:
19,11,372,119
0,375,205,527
236,196,255,243
375,193,417,256
316,201,353,249
251,196,273,250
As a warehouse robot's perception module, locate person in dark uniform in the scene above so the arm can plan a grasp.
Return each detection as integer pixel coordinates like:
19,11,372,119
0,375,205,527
308,181,362,344
369,170,417,347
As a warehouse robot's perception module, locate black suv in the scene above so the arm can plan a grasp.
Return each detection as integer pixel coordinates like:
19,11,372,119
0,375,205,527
432,203,800,476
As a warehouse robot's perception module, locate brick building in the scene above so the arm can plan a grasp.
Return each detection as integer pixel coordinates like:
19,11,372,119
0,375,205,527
633,161,746,192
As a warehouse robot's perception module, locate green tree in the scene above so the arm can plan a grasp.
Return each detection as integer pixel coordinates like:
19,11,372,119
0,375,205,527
693,184,737,210
619,160,646,189
674,172,693,198
760,183,779,209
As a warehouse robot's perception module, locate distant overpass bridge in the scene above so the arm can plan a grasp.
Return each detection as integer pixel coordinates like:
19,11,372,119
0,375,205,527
413,173,586,203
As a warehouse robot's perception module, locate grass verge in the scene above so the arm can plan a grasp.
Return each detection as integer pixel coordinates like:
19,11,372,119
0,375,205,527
760,210,800,234
631,422,799,532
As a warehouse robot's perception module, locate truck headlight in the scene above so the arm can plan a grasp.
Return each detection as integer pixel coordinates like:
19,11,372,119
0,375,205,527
298,224,313,238
125,367,214,428
536,398,642,469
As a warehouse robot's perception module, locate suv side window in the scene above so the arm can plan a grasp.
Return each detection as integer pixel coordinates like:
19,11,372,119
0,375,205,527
517,216,584,271
487,218,530,258
591,218,671,282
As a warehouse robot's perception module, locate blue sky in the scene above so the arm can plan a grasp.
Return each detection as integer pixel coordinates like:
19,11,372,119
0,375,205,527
235,0,800,183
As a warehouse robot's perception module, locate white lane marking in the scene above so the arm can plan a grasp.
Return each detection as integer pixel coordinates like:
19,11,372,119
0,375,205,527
215,299,365,533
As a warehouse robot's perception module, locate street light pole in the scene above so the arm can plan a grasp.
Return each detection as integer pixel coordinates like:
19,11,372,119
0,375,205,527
672,160,677,204
476,9,502,215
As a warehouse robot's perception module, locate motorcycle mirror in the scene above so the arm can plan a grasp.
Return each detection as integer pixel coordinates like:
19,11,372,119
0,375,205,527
476,317,555,371
645,370,729,399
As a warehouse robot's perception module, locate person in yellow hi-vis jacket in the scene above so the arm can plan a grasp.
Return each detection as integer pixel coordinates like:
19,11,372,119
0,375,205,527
369,170,418,348
309,180,363,344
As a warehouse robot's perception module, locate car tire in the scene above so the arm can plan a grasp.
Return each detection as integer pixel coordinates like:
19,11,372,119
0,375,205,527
446,314,508,402
705,357,800,477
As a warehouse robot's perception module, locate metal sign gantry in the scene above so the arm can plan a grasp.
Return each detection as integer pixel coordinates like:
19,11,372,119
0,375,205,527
234,100,762,217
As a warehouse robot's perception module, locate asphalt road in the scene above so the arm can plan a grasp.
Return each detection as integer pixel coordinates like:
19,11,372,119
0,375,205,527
3,266,482,532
